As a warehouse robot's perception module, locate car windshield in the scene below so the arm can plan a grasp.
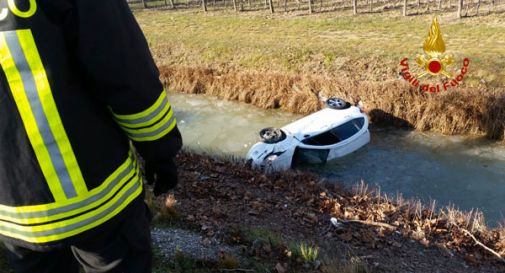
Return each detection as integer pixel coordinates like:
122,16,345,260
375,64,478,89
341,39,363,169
301,117,365,146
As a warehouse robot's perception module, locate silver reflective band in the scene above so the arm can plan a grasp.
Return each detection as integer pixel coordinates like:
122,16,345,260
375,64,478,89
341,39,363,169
0,160,136,221
0,178,141,237
0,8,7,21
126,111,176,139
115,98,169,126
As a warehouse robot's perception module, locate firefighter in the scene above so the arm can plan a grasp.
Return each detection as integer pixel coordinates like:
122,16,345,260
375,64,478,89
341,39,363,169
0,0,182,272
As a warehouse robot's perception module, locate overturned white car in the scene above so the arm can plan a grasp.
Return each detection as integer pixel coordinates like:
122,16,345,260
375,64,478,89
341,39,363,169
246,98,370,171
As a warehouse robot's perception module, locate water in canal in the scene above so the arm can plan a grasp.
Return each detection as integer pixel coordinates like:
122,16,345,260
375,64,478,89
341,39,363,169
169,92,505,225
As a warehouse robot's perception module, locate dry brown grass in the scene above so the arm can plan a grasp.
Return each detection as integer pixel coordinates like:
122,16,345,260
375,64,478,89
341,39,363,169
349,181,489,233
139,10,505,141
319,179,505,265
160,65,505,141
336,180,505,261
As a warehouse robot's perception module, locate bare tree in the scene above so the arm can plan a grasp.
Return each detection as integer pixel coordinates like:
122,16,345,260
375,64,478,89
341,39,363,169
202,0,208,11
269,0,275,12
457,0,463,17
142,0,148,8
403,0,407,15
309,0,314,13
353,0,357,14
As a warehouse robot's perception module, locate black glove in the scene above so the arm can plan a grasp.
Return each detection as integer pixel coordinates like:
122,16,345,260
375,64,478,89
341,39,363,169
145,159,178,196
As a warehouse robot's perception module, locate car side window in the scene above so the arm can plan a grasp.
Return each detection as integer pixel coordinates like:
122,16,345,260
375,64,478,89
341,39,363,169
302,117,365,146
353,117,365,130
331,117,365,141
291,147,329,167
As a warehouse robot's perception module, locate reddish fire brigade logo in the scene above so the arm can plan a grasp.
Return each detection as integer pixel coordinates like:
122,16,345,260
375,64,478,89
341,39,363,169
400,17,470,93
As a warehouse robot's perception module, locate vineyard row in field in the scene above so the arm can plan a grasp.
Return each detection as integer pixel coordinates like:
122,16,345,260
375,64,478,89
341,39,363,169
128,0,505,18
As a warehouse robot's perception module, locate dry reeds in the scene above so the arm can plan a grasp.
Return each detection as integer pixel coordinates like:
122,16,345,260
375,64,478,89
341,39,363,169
332,182,505,263
160,65,505,141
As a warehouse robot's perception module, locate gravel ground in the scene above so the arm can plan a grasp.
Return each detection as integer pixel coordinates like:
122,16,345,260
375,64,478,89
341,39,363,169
151,227,239,261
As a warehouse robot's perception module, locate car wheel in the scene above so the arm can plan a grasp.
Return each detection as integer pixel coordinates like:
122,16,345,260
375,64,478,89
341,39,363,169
259,127,286,144
326,97,350,110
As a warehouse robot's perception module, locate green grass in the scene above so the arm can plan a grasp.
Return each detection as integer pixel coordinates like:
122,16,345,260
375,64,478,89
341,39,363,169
241,227,310,260
135,9,505,87
300,243,319,263
130,0,172,9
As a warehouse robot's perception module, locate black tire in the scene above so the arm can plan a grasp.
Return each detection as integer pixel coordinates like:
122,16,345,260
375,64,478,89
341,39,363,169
259,127,286,144
326,97,351,110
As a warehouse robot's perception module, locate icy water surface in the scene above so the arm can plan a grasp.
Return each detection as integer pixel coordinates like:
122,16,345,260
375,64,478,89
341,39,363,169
169,92,505,225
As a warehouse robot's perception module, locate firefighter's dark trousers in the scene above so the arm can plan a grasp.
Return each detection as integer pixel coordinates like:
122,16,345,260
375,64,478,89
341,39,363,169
3,199,152,273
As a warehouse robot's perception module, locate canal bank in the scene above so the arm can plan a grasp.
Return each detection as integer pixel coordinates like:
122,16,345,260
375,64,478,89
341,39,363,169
169,92,505,225
158,151,505,272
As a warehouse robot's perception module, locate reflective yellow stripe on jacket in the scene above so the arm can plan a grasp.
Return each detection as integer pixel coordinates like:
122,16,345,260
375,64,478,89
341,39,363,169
0,153,142,243
111,91,177,142
0,29,143,243
0,30,88,201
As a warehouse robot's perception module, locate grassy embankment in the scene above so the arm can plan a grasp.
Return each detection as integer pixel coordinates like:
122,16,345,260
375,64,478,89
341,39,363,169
136,10,505,141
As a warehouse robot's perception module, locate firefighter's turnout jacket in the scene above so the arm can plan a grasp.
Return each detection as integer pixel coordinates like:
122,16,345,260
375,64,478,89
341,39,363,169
0,0,182,249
